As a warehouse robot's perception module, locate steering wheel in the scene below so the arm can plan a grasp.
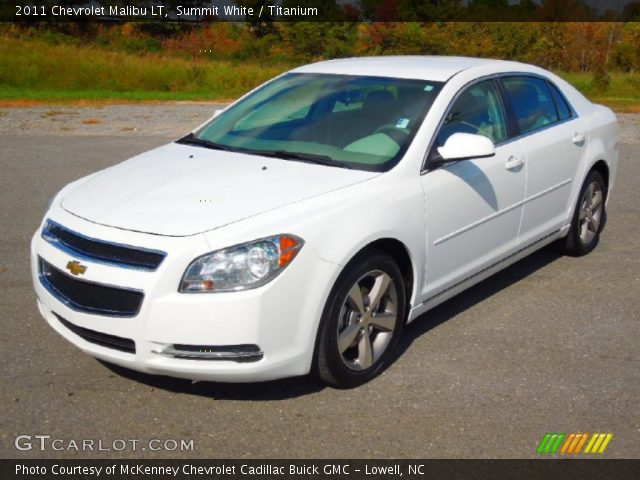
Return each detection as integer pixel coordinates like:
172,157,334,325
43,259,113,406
375,125,411,145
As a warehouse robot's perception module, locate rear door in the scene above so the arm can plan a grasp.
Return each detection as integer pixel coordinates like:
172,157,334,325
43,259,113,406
499,75,586,244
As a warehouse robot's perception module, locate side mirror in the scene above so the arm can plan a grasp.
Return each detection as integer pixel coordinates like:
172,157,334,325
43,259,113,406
436,132,495,162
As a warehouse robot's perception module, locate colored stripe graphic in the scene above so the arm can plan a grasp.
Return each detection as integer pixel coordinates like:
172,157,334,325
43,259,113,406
584,434,598,453
550,433,565,453
537,433,565,454
560,434,575,453
539,433,613,454
568,434,582,453
574,433,589,453
585,433,613,454
537,434,553,454
562,433,588,454
598,434,613,453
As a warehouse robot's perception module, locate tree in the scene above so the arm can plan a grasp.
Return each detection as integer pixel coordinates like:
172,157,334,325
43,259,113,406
537,0,596,21
359,0,386,19
396,0,463,21
239,0,278,38
622,1,640,20
467,0,511,20
468,0,509,9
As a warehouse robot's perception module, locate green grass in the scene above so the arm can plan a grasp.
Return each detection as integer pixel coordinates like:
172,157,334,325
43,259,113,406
556,71,640,112
0,87,223,102
0,37,294,102
1,37,639,110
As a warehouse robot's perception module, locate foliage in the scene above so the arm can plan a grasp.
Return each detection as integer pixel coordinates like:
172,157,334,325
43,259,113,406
0,36,290,99
4,20,640,73
2,17,640,108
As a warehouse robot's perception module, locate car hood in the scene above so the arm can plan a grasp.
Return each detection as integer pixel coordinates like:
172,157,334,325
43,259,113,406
61,142,378,236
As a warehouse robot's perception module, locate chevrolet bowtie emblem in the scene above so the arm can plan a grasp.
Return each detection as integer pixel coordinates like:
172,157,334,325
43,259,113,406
66,260,87,276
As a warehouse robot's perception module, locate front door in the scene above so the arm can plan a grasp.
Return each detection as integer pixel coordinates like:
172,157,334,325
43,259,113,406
420,79,527,300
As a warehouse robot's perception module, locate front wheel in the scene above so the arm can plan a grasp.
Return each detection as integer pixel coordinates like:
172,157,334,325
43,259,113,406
562,170,607,256
314,251,406,388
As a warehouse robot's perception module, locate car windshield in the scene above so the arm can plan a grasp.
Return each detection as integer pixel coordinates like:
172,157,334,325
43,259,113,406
185,73,443,171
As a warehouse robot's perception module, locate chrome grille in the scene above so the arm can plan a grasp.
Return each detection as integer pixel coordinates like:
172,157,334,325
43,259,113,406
39,257,144,317
42,220,166,271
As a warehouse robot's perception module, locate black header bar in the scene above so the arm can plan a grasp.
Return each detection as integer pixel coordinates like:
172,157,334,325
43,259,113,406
2,459,639,480
4,1,640,23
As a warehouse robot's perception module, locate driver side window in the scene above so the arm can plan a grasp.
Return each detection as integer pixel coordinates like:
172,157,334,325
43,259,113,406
436,79,508,147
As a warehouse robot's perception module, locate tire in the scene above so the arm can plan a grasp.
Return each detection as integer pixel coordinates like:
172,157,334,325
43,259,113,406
562,170,607,257
314,250,407,388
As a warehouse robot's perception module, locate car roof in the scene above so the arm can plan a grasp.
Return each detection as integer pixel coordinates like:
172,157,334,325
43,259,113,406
291,56,531,82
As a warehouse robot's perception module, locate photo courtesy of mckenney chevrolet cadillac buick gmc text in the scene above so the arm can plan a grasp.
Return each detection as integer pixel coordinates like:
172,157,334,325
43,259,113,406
31,56,618,388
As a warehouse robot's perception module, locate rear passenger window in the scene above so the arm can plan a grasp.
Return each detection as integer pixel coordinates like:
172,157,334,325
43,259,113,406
502,76,559,135
547,81,574,121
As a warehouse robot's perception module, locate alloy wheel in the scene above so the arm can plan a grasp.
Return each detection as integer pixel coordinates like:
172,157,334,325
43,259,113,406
578,180,604,245
336,270,399,371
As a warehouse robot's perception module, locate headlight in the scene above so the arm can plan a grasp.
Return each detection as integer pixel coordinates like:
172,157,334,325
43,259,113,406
179,235,304,293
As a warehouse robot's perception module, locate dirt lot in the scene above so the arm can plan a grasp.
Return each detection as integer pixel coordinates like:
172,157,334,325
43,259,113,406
0,104,638,459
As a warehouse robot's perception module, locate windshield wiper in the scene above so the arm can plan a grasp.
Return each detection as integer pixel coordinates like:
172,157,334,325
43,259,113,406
177,133,234,151
177,136,350,169
258,150,351,169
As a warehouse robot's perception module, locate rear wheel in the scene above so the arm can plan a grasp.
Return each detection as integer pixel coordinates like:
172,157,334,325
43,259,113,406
562,170,607,256
314,251,406,388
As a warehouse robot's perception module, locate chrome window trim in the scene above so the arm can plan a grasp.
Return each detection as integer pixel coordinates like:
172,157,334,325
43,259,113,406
421,73,505,174
421,72,580,174
494,114,578,146
546,78,578,120
499,74,579,139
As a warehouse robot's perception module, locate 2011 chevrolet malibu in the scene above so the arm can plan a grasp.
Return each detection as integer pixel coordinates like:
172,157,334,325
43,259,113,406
31,56,618,387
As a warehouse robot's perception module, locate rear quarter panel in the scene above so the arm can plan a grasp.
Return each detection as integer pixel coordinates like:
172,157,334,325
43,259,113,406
563,104,619,226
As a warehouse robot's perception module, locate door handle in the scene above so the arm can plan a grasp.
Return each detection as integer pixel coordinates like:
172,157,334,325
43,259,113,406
505,155,524,170
572,133,586,146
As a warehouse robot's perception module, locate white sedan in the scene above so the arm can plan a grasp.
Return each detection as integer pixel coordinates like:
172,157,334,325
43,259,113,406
31,56,618,387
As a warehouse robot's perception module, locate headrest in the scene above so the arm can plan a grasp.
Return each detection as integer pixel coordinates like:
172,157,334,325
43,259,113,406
510,83,540,111
363,90,395,109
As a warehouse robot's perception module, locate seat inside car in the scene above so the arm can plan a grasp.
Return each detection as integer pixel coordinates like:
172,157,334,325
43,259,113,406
306,89,399,147
338,90,398,144
361,90,396,125
509,83,552,133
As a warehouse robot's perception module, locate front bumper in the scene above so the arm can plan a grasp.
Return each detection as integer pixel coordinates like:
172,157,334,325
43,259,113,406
31,210,337,382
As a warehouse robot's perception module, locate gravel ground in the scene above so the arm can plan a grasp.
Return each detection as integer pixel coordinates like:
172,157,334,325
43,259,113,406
0,104,638,459
0,103,226,138
0,103,638,145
